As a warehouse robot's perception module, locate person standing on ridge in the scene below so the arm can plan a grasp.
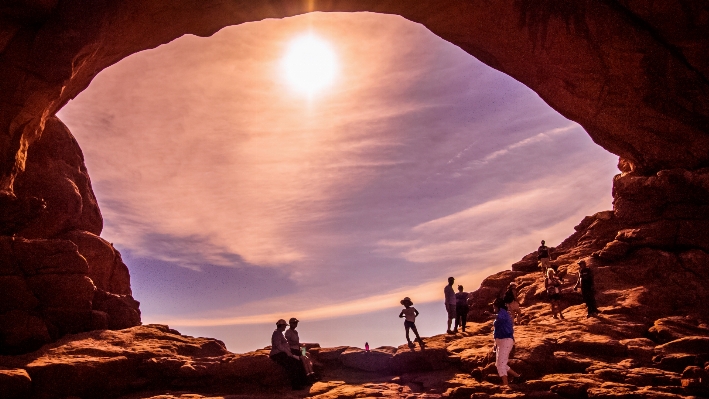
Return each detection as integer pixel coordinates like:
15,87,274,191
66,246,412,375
537,240,552,271
444,277,457,333
574,259,599,317
399,297,425,349
454,285,469,333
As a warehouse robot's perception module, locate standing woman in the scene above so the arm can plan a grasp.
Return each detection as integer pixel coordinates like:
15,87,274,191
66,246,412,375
454,285,469,332
492,298,521,386
544,268,564,319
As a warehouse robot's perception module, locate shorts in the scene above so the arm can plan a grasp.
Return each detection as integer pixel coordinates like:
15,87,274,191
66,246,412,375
539,257,550,269
549,293,560,301
446,303,457,319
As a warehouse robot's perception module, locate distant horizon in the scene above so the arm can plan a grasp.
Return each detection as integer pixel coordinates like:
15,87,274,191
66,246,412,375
58,12,618,354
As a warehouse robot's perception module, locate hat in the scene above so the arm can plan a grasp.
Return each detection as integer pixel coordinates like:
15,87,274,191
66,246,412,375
400,297,413,306
508,282,516,287
288,317,299,324
276,319,287,326
577,259,587,266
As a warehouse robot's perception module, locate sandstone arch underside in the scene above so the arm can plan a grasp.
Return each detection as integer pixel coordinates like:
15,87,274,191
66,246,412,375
1,0,708,195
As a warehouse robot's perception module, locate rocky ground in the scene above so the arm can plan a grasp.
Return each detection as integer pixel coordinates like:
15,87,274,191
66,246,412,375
2,166,709,398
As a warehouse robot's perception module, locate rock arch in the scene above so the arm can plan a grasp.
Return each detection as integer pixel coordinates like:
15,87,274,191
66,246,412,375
1,0,708,193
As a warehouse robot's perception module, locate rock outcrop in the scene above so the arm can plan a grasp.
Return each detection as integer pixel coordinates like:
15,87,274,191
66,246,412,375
0,117,140,355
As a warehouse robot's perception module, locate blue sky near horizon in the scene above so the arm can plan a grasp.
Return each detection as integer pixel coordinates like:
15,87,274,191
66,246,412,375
58,12,618,353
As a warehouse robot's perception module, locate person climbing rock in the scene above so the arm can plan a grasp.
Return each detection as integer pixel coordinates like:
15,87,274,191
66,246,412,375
503,282,521,324
454,285,469,332
285,317,315,377
492,298,521,386
399,297,424,349
537,240,553,271
574,259,599,317
444,277,457,333
545,268,564,319
270,319,308,390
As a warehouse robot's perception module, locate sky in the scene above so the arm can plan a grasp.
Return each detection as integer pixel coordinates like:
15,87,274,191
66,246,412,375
57,12,618,353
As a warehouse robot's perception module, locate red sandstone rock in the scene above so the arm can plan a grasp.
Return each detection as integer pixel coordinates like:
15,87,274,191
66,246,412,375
0,368,31,399
13,116,102,239
60,230,132,295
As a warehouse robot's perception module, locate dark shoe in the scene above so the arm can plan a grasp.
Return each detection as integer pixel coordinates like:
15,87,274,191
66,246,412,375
446,329,453,334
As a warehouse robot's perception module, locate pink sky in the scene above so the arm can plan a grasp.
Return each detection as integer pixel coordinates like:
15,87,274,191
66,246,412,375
58,12,618,352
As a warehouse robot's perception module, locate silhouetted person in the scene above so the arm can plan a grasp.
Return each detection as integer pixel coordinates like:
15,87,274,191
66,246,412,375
537,240,552,271
285,317,314,376
270,319,308,390
399,297,424,349
492,298,521,386
454,285,469,332
574,259,599,317
444,277,456,333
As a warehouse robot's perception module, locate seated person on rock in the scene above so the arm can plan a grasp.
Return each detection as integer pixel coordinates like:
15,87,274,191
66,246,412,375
285,317,315,377
270,319,309,390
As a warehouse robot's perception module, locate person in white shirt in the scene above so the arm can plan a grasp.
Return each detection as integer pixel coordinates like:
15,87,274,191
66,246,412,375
285,317,315,376
270,319,308,390
399,297,425,349
444,277,457,333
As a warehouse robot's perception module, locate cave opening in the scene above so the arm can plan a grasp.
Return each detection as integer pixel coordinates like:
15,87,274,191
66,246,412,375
54,12,618,352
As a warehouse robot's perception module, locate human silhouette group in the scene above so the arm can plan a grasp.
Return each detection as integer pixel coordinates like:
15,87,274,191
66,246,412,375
271,238,599,389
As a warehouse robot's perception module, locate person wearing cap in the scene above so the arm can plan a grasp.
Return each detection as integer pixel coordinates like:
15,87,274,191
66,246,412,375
492,298,521,386
285,317,315,376
399,297,425,349
444,277,457,333
574,259,599,317
270,319,308,390
537,240,552,271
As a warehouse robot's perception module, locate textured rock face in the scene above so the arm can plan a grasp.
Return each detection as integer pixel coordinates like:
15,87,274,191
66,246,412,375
0,116,139,354
0,236,140,354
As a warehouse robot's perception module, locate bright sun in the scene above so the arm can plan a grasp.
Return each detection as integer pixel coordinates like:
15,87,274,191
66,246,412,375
282,34,337,96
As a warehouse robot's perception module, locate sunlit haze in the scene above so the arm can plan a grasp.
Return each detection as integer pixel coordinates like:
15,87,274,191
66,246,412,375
282,33,337,96
57,13,618,353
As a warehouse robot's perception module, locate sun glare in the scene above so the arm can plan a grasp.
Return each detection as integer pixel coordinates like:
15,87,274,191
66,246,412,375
282,34,337,96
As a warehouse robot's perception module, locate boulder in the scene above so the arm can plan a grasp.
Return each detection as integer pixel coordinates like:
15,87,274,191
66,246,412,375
60,230,132,295
0,368,31,399
13,116,102,239
0,310,51,354
339,348,393,372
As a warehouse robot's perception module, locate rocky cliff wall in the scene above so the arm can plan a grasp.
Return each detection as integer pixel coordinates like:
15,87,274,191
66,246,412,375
0,117,140,355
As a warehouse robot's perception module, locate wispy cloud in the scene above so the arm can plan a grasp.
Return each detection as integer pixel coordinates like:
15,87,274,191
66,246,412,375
57,12,619,350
